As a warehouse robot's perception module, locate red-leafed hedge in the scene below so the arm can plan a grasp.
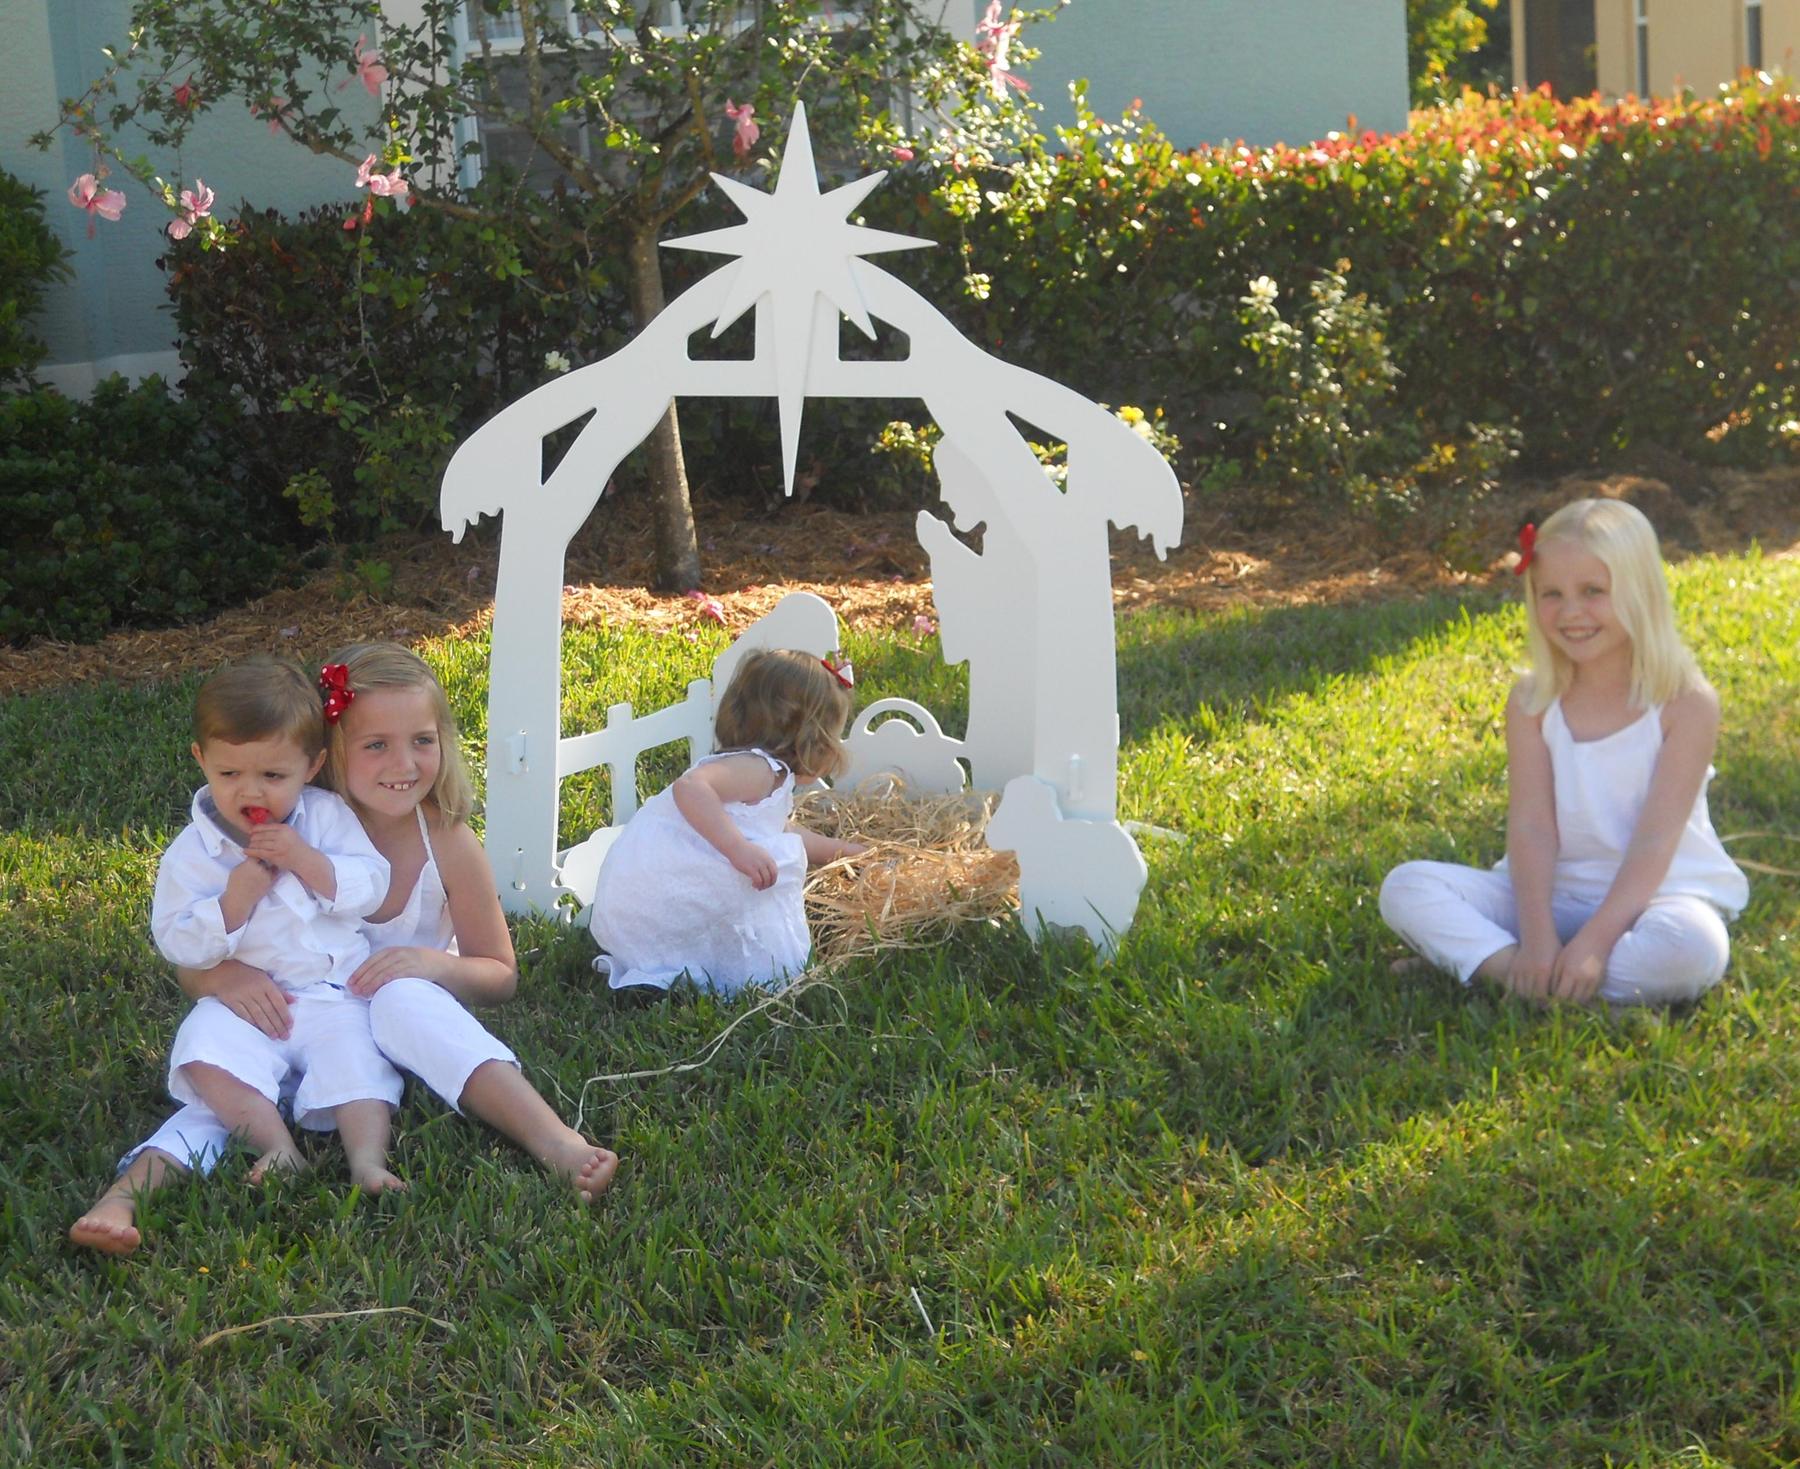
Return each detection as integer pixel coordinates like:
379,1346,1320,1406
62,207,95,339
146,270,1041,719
872,80,1800,472
159,80,1800,543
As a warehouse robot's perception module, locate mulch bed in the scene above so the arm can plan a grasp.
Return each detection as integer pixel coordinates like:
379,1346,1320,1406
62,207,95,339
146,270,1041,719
4,463,1796,697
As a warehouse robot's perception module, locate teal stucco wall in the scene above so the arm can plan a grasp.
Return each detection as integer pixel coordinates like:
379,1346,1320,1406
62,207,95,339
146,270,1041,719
1011,0,1410,148
0,0,378,392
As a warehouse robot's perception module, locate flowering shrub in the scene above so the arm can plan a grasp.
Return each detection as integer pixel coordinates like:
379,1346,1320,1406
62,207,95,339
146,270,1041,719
159,79,1800,540
866,78,1800,485
41,0,1041,590
166,190,632,541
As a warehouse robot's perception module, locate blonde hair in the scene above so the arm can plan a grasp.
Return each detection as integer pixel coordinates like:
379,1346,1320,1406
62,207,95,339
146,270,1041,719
193,657,325,756
316,643,474,826
1520,498,1701,714
713,649,853,781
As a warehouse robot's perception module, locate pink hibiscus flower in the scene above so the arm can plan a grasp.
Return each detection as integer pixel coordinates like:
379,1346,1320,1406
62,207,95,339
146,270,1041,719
68,173,127,237
724,100,759,159
166,179,215,241
248,96,291,136
339,33,389,95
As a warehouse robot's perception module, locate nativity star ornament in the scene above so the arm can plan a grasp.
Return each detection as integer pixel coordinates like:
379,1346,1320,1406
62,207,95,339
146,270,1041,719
664,102,931,493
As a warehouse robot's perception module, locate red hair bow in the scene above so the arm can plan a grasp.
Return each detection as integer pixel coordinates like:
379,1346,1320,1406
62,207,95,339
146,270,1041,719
1513,522,1536,576
319,663,355,724
822,653,854,690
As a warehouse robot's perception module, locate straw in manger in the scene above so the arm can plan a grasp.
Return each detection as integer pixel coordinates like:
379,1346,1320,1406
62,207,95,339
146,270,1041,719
797,776,1020,966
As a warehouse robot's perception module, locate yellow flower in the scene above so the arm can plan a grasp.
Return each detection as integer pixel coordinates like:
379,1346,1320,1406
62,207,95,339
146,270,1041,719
1117,405,1145,425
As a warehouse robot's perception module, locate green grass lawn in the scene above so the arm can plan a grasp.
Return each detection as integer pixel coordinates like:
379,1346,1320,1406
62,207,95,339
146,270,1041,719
4,551,1797,1467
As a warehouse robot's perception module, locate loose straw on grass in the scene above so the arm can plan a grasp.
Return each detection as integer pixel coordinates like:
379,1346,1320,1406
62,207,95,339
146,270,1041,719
197,1306,454,1349
1722,830,1800,878
573,778,1019,1106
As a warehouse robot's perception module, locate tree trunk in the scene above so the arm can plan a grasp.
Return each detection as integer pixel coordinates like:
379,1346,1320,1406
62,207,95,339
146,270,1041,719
626,226,702,593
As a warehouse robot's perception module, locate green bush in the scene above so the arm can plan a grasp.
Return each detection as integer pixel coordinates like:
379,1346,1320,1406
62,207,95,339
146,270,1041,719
0,377,293,644
165,188,633,543
0,167,71,389
866,79,1800,489
163,81,1800,535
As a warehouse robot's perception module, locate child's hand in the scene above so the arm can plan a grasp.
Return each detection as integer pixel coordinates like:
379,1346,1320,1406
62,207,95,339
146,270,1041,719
347,946,442,998
729,840,779,891
226,851,279,906
1549,929,1612,1005
1508,932,1561,1003
215,964,293,1039
245,823,314,873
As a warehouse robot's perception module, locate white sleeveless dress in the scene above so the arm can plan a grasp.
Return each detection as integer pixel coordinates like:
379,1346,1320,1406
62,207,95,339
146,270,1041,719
363,808,457,954
590,749,811,997
1498,698,1748,915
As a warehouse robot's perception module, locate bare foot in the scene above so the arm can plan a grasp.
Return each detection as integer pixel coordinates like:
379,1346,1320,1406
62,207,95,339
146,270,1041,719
1388,955,1431,977
541,1133,620,1205
69,1194,141,1257
349,1164,408,1197
248,1144,307,1184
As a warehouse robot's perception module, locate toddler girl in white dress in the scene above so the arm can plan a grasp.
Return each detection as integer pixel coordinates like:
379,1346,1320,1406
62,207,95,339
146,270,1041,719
591,648,867,998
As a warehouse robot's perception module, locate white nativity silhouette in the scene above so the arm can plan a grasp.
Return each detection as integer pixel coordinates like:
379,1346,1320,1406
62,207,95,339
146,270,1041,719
440,105,1184,955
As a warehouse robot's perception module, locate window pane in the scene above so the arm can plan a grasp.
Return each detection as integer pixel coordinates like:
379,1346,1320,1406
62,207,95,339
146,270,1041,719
1523,0,1597,97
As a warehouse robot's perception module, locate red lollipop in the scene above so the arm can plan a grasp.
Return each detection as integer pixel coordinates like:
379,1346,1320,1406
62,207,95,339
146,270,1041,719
244,806,274,826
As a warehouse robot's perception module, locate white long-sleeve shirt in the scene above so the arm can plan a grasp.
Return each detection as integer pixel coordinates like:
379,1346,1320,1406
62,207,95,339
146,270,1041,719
151,785,390,993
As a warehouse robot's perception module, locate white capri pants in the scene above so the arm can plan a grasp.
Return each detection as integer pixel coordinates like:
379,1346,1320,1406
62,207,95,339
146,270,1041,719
1379,860,1731,1006
122,980,516,1176
367,977,517,1115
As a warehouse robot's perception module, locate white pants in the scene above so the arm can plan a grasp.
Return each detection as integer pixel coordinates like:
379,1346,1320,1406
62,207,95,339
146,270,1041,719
169,991,402,1127
367,977,517,1115
123,979,516,1176
1379,860,1731,1006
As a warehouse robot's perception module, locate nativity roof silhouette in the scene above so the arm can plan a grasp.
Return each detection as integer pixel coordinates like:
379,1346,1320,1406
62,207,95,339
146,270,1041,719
440,102,1186,955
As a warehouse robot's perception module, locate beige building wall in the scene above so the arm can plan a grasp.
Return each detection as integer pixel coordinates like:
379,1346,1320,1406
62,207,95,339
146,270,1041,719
1519,0,1800,96
1765,0,1800,74
1652,2,1738,93
1593,0,1632,95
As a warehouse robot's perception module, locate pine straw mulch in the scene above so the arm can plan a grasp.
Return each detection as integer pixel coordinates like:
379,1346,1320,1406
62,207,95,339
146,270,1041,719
4,460,1798,698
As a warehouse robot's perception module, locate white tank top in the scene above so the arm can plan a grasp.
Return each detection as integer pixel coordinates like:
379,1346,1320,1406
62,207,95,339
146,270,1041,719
361,808,458,953
1515,697,1748,916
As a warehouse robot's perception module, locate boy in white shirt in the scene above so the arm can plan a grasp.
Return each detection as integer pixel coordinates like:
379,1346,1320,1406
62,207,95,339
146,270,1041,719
72,657,404,1256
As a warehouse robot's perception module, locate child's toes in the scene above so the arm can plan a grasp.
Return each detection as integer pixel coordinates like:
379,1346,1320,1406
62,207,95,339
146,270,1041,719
69,1214,141,1257
574,1148,619,1205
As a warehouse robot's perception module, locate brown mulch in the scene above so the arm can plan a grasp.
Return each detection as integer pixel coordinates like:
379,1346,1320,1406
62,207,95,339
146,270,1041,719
4,462,1797,697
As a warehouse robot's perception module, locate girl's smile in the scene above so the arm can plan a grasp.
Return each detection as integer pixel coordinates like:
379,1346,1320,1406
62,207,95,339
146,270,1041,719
339,686,444,819
1531,540,1630,669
